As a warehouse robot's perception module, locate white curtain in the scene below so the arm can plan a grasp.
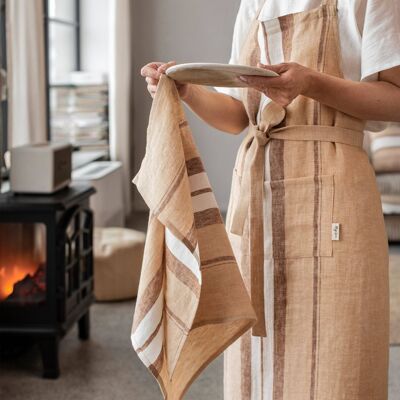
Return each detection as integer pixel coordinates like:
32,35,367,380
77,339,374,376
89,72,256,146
109,0,133,216
6,0,47,148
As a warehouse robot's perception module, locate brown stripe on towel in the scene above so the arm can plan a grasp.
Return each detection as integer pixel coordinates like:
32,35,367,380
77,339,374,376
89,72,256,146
182,221,197,253
186,157,205,176
154,161,187,216
191,188,212,197
149,350,164,378
136,318,163,354
166,306,191,334
201,255,236,267
166,246,201,298
132,266,164,332
194,208,223,229
167,220,197,254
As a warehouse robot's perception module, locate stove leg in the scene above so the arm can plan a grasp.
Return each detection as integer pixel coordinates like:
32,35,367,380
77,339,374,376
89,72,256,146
39,336,60,379
78,311,90,340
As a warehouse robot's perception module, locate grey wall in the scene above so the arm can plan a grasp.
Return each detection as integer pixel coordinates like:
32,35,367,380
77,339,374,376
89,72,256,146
132,0,243,212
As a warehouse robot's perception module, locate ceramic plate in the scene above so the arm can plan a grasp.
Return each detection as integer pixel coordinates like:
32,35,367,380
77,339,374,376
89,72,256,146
165,63,279,88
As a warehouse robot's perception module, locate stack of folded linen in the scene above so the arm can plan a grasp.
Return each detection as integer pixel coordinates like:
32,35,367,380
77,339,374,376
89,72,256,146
366,123,400,242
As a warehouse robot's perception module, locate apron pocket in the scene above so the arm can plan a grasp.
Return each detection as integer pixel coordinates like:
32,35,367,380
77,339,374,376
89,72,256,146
265,174,334,259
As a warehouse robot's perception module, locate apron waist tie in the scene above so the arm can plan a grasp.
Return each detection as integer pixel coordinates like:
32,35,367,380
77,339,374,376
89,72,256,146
269,125,364,147
229,104,364,337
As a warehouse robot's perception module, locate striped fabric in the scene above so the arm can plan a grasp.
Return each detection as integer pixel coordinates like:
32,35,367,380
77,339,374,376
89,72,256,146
132,75,256,399
224,0,390,399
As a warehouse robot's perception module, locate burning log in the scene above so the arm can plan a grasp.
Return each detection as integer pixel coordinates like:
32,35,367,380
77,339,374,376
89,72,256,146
2,264,46,305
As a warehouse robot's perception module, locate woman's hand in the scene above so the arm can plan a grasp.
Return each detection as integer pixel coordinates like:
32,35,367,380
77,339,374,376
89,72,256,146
140,60,248,134
240,62,400,122
239,62,311,107
140,61,191,100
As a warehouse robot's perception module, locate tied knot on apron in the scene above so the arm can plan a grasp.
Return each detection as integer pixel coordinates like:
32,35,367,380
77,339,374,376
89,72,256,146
229,101,286,337
229,101,286,236
254,126,270,146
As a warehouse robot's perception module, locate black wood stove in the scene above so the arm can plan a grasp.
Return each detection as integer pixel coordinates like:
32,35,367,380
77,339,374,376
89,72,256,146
0,184,95,378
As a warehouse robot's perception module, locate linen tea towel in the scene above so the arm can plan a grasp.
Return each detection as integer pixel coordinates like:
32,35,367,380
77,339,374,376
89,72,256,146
131,75,256,400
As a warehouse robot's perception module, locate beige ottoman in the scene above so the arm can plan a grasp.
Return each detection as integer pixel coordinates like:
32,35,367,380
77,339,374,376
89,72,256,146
94,228,146,301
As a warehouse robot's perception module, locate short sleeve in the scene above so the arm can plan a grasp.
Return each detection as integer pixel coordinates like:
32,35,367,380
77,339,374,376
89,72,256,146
215,0,264,100
359,0,400,81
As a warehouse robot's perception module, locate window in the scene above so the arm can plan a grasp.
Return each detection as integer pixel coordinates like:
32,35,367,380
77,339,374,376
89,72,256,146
0,0,7,166
45,0,80,142
45,0,110,160
46,0,80,85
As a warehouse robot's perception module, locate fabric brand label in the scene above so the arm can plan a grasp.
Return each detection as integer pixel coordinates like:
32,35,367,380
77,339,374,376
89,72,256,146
332,223,340,241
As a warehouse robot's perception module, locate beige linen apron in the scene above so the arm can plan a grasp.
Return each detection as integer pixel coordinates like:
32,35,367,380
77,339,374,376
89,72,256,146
224,0,390,399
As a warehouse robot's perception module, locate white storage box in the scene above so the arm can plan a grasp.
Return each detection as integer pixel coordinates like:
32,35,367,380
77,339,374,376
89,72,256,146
72,161,124,227
10,142,72,194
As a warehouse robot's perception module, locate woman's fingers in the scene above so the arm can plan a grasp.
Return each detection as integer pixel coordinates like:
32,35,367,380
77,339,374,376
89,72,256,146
141,60,176,80
240,75,293,106
141,62,163,79
141,61,163,73
258,62,288,74
158,61,177,74
238,62,310,108
147,84,158,97
141,67,161,80
142,61,178,98
145,77,159,85
238,62,290,89
142,60,189,99
239,75,284,90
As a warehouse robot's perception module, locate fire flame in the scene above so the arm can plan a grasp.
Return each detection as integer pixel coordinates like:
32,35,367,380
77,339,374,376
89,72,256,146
0,263,38,301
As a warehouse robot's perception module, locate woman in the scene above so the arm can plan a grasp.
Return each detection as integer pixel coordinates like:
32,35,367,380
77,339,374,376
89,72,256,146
141,0,400,399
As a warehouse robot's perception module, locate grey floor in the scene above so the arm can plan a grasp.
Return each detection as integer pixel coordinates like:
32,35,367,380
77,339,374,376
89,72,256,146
0,300,222,400
0,299,399,400
0,212,398,399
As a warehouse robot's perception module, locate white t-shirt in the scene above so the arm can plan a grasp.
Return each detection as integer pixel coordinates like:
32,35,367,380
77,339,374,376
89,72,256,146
216,0,400,130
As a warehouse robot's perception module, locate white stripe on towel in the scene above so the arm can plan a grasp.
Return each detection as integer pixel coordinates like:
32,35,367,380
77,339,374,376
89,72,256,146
132,290,164,351
191,192,217,213
165,227,201,283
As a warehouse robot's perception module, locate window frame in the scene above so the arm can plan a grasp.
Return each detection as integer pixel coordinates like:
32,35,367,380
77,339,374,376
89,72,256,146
1,0,7,161
44,0,81,140
0,0,82,170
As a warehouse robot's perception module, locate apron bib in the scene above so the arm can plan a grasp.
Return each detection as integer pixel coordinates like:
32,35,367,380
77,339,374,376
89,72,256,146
224,0,390,399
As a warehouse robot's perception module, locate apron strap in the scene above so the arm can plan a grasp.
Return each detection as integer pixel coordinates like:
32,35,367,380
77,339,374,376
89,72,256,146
270,125,364,148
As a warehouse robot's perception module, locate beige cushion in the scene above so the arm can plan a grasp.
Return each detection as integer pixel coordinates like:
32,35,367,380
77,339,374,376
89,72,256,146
94,228,146,301
368,124,400,173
